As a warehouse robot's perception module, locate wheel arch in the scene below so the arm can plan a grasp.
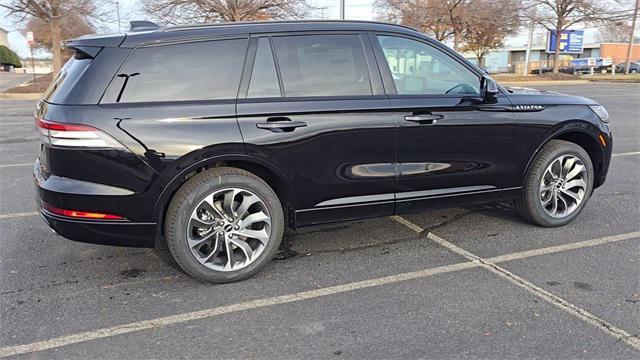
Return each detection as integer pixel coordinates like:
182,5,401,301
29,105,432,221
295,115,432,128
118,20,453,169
522,121,606,188
152,153,297,248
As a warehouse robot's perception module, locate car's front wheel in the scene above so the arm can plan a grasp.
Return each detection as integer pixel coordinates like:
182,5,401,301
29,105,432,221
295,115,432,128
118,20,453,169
165,167,284,283
515,140,594,227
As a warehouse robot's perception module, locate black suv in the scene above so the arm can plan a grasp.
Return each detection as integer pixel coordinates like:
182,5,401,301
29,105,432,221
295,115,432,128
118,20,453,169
34,21,612,283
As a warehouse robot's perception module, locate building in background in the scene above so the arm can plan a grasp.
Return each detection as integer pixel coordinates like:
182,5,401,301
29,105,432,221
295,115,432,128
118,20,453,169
15,58,52,74
0,27,8,47
465,42,640,73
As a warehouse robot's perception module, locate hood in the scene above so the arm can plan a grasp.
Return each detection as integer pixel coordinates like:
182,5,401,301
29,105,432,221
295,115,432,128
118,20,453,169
504,86,598,106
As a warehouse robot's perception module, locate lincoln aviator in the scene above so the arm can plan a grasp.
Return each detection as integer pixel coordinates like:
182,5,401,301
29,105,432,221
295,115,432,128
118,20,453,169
34,20,612,282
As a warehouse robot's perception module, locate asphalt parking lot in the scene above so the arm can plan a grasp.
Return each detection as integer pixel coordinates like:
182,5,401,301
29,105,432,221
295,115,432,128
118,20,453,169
0,82,638,359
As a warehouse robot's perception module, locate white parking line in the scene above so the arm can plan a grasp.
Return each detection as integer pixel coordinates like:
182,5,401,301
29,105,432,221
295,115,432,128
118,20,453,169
0,228,638,357
392,216,640,352
0,211,38,220
613,151,640,157
0,163,32,168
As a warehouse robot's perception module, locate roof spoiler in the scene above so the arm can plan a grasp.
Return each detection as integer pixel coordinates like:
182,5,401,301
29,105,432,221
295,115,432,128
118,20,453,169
129,20,161,32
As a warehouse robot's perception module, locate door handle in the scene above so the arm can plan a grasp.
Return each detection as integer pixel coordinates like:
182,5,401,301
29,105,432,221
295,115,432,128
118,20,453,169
256,118,307,133
404,114,444,125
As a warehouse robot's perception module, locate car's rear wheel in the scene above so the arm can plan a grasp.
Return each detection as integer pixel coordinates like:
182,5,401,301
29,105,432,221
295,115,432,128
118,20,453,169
515,140,594,227
165,167,284,283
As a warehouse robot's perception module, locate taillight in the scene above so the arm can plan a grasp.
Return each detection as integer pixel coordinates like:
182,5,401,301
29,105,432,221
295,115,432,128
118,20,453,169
43,203,126,220
36,118,124,149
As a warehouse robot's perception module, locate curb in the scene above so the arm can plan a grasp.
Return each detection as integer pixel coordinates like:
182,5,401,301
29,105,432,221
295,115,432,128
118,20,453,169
586,79,640,83
0,93,42,100
499,80,590,86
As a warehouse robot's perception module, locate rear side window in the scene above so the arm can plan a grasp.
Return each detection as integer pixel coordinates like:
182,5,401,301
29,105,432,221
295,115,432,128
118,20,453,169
103,39,248,103
43,55,92,104
247,38,281,98
272,35,372,97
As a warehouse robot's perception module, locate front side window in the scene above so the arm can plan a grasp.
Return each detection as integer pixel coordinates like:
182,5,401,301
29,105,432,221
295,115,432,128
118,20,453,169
104,38,247,103
272,34,373,97
377,36,480,96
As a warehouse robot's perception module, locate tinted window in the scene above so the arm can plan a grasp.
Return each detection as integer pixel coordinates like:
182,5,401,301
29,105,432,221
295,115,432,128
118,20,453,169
104,39,247,103
247,38,281,98
272,35,372,97
43,56,92,104
377,36,480,95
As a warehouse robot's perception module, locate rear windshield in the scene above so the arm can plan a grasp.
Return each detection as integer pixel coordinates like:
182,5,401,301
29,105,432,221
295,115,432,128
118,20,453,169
42,55,93,104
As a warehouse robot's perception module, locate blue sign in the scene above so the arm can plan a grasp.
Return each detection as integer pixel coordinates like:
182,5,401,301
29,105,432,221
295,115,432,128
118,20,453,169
547,30,584,54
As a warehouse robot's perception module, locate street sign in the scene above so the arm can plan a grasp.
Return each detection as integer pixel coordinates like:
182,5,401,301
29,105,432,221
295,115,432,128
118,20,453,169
546,30,584,54
26,31,34,47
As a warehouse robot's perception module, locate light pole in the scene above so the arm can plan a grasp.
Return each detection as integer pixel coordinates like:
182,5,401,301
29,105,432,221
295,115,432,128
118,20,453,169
523,20,535,76
116,1,121,33
624,0,639,75
339,0,345,20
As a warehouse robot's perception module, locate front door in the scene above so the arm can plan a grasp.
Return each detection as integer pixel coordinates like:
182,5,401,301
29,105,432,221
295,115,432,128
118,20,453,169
372,34,516,213
236,34,396,226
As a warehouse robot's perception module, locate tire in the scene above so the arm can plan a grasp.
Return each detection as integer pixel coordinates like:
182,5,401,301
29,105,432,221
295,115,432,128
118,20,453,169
631,69,638,74
165,167,284,283
515,140,594,227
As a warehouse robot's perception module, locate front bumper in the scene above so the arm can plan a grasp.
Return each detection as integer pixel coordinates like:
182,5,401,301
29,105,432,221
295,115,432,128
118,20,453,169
34,159,156,248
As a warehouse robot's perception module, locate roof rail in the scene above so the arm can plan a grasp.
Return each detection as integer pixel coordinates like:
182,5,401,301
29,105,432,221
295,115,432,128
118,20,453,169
163,20,418,33
129,20,161,32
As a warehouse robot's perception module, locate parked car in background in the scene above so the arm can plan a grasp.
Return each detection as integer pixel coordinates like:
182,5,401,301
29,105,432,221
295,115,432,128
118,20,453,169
615,60,640,73
34,20,613,283
531,67,552,74
568,58,613,74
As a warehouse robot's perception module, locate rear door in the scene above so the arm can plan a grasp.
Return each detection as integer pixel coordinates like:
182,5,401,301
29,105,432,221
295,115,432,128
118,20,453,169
236,33,396,226
371,33,516,213
99,37,249,197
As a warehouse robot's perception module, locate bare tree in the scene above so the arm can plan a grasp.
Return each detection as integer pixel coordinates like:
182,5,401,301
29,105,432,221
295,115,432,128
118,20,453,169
1,0,100,74
598,21,634,43
525,0,631,73
376,0,455,41
26,14,94,60
143,0,309,24
461,0,520,66
376,0,471,48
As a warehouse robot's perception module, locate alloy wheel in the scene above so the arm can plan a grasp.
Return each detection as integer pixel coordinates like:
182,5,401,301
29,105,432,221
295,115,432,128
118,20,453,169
539,155,587,218
186,188,271,271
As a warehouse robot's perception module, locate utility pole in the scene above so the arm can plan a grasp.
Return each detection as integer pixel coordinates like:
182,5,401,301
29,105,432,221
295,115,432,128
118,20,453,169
523,19,535,76
340,0,345,20
116,1,122,33
624,0,639,75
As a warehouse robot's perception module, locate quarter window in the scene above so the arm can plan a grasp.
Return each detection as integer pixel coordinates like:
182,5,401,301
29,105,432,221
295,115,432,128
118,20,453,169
272,35,373,97
247,38,281,98
377,36,480,96
104,39,247,103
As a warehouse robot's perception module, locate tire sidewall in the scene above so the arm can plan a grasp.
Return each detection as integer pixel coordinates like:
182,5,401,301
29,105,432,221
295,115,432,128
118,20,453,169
166,171,284,283
525,142,594,227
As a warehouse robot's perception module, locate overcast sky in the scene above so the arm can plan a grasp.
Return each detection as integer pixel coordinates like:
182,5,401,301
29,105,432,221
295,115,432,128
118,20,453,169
0,0,633,59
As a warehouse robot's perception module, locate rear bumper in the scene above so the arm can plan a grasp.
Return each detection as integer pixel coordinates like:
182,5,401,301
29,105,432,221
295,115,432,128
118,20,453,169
34,160,156,248
40,210,156,247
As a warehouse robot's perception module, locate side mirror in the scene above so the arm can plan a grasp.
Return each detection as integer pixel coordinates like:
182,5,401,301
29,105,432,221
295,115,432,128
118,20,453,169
481,75,499,103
